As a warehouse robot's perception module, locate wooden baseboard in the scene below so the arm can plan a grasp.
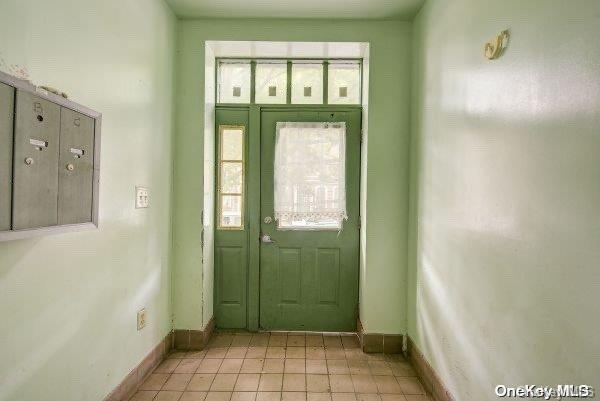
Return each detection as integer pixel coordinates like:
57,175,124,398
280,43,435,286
356,317,404,354
173,316,216,350
103,331,173,401
406,336,456,401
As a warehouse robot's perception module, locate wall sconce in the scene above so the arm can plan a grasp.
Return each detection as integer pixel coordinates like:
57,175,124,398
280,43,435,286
484,30,509,60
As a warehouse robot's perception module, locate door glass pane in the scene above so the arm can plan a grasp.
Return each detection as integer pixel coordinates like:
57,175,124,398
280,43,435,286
220,195,242,228
328,62,361,104
255,62,287,104
291,63,323,104
274,122,346,230
222,128,243,160
218,62,251,103
221,162,243,193
218,125,244,229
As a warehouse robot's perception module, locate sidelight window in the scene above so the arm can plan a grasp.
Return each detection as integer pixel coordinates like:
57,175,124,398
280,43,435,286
218,126,245,229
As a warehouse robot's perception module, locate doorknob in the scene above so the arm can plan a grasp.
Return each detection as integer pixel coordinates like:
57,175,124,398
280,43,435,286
260,234,276,244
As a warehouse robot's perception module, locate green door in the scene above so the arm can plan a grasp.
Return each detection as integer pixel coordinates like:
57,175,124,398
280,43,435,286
259,109,361,332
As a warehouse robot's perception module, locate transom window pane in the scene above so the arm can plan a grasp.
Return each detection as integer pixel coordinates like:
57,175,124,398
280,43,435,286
218,62,251,103
218,126,245,229
328,62,361,104
291,63,324,104
274,122,347,230
255,62,287,104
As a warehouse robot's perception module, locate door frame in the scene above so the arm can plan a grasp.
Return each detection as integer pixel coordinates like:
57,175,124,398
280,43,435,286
215,103,362,331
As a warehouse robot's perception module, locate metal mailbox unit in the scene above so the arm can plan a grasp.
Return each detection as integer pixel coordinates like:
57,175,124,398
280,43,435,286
0,71,101,241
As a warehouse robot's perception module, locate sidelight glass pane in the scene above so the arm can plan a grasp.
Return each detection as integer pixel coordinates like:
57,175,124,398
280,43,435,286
328,62,361,104
218,61,251,103
222,128,243,160
274,122,346,230
255,62,287,104
220,195,242,228
291,62,323,104
218,125,245,229
221,162,243,193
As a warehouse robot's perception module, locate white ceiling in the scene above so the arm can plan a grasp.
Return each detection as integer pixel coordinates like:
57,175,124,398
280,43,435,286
165,0,424,19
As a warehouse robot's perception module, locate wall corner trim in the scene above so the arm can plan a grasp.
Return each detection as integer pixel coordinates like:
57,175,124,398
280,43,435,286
405,336,456,401
357,317,404,354
173,317,216,350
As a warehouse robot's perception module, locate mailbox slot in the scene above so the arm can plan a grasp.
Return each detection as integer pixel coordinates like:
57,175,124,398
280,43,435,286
12,90,61,230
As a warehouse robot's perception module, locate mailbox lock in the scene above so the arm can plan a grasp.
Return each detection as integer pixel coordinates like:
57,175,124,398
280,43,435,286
66,163,75,171
24,157,34,166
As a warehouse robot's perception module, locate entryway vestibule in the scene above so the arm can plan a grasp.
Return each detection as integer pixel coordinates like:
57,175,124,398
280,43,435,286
205,46,369,333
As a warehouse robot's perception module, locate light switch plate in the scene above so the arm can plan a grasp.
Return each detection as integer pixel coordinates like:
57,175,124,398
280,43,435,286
135,186,149,208
137,308,147,331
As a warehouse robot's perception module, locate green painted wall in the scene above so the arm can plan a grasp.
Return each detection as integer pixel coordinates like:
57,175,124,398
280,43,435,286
408,1,600,399
0,1,176,401
173,19,412,334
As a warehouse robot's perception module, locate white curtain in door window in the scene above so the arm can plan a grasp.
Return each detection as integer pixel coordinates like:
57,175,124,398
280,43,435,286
274,122,347,229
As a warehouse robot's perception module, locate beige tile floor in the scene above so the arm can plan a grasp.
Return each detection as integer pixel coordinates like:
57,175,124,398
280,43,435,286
131,332,432,401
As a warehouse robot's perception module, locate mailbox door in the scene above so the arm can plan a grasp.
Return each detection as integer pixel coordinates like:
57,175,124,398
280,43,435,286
0,83,14,231
58,107,95,224
12,90,60,230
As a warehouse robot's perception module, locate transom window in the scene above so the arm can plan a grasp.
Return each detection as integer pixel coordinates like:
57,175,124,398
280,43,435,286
217,59,362,105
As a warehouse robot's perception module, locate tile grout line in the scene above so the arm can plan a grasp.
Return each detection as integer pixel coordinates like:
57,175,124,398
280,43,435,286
134,332,430,401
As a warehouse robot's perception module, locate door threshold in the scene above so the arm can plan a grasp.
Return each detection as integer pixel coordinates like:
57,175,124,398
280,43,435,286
264,330,358,336
214,329,359,336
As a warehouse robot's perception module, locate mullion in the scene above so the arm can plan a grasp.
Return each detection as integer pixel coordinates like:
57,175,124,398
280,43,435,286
286,61,292,104
250,61,256,104
323,61,329,105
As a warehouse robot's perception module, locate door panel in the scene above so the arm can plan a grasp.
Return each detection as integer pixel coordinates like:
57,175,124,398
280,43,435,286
214,108,249,329
259,109,361,331
279,247,302,304
317,248,340,305
217,246,244,303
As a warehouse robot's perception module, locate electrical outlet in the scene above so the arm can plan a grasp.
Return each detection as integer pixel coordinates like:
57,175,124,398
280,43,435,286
137,309,147,331
135,186,149,208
